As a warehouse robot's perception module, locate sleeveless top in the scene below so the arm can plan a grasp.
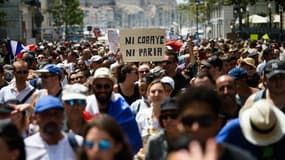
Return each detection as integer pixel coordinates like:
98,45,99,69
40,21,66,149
118,83,140,105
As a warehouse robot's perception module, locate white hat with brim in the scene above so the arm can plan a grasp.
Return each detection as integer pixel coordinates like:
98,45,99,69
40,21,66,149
93,67,115,83
239,99,285,146
62,83,88,101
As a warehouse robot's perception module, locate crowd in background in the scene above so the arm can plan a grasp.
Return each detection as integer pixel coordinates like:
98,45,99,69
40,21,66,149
0,36,285,160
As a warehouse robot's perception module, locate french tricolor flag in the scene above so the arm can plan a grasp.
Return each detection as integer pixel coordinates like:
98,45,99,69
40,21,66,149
7,40,25,59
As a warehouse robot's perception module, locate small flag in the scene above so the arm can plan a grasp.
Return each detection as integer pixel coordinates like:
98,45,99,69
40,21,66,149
6,40,25,59
262,34,270,40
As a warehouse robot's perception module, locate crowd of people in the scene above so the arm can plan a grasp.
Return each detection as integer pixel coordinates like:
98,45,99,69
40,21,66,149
0,36,285,160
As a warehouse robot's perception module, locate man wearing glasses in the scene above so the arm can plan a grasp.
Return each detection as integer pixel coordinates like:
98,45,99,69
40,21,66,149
85,67,142,154
176,86,255,159
25,95,82,160
0,60,36,104
35,64,63,99
62,83,88,135
161,53,188,97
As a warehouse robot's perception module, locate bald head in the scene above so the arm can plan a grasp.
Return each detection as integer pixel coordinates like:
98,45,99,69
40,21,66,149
216,75,236,96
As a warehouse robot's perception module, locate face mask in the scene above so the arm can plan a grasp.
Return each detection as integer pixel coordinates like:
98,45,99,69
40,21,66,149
0,118,11,125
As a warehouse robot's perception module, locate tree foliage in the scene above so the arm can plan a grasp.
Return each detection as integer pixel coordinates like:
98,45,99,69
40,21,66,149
49,0,84,39
177,0,262,24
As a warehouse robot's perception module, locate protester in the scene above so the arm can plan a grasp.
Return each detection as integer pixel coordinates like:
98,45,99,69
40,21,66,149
0,122,26,160
244,59,285,111
238,57,260,87
138,63,151,81
160,76,175,97
25,95,83,159
204,55,223,80
190,72,216,89
228,67,258,107
144,97,180,160
89,55,103,75
114,63,140,105
34,64,62,98
256,47,275,75
77,114,133,160
216,99,285,159
0,64,8,89
0,60,36,103
176,86,255,159
0,101,33,137
135,79,167,140
62,83,88,135
85,67,142,153
161,53,187,96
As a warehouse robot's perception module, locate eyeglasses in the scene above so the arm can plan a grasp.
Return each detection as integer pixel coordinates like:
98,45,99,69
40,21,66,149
160,113,178,120
181,115,217,128
64,99,86,106
40,74,56,79
84,140,111,150
94,83,112,90
139,70,150,74
15,70,28,74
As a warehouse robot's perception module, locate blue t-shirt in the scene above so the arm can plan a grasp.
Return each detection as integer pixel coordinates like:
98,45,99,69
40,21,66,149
216,118,285,160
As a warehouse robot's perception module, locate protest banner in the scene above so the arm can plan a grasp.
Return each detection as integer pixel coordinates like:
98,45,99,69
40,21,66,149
119,28,166,62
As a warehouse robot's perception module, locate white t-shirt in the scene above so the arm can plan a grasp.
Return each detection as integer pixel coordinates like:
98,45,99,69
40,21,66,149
136,107,161,140
24,132,82,160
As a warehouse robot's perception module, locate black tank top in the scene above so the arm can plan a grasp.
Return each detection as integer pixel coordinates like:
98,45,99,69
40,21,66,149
118,83,140,105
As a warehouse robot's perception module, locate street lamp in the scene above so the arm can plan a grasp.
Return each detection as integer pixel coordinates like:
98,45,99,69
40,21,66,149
268,2,272,35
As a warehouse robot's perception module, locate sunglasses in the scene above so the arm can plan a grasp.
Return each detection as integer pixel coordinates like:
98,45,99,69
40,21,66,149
84,140,111,150
40,74,56,79
139,70,150,74
181,115,217,127
160,113,178,120
64,99,86,106
94,84,112,90
16,70,28,74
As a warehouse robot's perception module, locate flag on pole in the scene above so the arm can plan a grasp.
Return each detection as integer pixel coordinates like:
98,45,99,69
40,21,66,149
6,40,25,59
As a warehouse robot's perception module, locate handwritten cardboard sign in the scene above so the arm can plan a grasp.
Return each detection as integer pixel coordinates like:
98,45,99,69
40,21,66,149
119,28,166,62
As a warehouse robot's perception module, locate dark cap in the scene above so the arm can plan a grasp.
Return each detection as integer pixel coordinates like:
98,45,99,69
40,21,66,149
207,55,223,68
160,97,177,112
264,60,285,79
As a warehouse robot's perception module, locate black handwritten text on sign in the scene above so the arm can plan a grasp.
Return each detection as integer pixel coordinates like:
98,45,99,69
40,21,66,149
120,28,166,62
